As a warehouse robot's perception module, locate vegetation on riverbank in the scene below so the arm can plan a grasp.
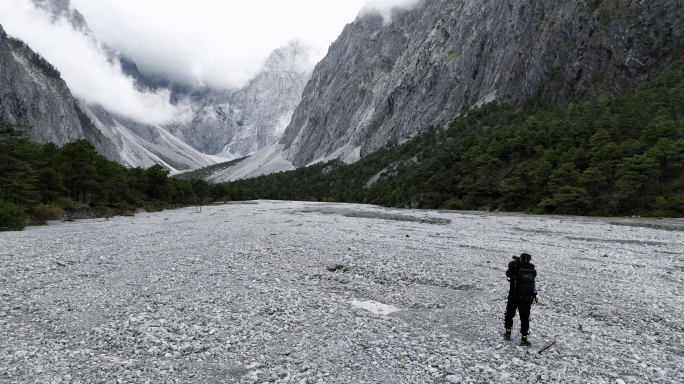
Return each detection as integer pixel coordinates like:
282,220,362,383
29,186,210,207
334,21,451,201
0,123,221,230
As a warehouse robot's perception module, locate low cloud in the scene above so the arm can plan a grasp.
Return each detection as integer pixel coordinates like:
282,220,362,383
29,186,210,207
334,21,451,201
0,0,192,125
361,0,422,23
69,0,369,90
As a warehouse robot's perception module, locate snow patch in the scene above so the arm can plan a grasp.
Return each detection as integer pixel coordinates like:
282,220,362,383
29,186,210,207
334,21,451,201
351,299,402,315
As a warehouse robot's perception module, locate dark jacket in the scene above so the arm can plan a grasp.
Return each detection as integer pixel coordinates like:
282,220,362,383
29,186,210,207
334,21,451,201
506,260,536,295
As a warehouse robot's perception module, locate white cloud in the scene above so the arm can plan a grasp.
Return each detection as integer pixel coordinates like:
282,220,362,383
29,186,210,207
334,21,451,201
68,0,370,90
361,0,422,24
0,0,191,125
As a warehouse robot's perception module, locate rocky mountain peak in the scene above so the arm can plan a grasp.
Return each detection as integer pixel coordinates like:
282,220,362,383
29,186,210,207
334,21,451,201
167,40,315,159
32,0,90,33
263,39,314,74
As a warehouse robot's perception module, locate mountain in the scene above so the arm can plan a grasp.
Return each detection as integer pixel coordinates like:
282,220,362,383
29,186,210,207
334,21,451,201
0,24,117,157
248,0,684,173
76,103,222,172
167,40,314,158
4,0,314,173
0,21,220,172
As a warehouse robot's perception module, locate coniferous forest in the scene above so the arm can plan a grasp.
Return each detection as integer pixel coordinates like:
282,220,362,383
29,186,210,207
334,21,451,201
0,123,222,231
2,61,684,231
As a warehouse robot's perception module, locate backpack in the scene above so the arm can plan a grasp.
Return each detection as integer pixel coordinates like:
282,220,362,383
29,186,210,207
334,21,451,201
515,264,536,303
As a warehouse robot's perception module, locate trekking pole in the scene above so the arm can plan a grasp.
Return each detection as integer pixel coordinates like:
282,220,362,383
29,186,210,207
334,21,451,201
538,341,556,355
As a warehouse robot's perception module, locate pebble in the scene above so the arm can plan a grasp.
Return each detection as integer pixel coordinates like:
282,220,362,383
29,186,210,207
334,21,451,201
0,201,682,383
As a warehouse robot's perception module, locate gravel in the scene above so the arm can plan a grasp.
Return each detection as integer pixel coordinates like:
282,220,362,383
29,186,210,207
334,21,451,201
1,200,683,383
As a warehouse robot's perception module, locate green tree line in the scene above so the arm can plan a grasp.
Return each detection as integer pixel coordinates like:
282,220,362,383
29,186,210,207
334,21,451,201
220,61,684,217
0,124,220,231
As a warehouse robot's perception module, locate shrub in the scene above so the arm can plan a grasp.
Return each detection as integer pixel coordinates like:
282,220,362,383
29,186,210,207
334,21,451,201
0,200,26,231
54,197,75,209
33,204,65,221
54,197,88,209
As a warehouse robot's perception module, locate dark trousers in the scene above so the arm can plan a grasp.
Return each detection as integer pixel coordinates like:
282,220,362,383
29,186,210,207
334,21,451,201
505,298,532,336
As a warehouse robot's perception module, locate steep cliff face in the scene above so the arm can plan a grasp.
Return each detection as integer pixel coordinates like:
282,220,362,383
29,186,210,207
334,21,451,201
279,0,684,167
168,41,314,158
0,24,90,148
0,22,219,172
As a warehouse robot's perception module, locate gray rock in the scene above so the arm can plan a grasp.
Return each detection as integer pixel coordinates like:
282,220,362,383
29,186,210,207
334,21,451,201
2,2,313,173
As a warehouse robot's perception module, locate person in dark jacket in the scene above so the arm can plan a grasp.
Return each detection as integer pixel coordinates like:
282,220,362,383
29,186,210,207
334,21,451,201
504,253,536,346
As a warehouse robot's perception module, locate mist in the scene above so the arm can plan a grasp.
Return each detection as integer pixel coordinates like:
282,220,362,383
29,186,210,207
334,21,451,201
69,0,370,90
0,0,191,125
362,0,423,23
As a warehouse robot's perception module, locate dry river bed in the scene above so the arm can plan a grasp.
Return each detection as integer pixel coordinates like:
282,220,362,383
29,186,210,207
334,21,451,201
1,201,683,384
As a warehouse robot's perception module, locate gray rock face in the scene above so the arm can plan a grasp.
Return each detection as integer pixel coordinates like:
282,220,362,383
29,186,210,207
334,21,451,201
7,0,313,171
280,0,684,167
0,23,217,172
168,41,314,158
0,24,89,148
78,103,220,173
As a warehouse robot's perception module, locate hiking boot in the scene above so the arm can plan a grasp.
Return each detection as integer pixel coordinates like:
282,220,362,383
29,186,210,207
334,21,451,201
520,336,532,347
503,329,511,340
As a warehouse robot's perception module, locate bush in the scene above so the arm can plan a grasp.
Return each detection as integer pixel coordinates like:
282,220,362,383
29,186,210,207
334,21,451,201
54,197,75,209
54,197,88,209
0,200,26,231
33,204,65,221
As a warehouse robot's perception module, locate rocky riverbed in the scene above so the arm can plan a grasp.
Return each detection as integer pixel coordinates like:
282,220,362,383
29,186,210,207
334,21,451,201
1,201,683,384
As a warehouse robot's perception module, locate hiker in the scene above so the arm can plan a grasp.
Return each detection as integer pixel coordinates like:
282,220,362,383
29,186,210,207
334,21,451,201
504,253,537,346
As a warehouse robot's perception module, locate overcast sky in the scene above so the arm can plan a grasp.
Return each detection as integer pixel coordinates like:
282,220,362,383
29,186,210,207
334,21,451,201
0,0,420,124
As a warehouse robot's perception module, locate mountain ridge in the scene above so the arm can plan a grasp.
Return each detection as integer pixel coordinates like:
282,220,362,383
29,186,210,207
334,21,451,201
0,24,115,155
277,0,684,167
